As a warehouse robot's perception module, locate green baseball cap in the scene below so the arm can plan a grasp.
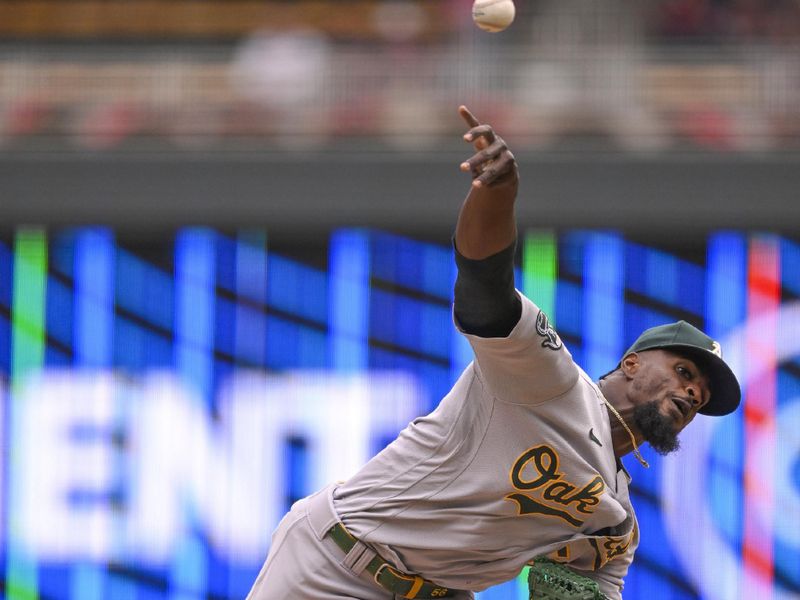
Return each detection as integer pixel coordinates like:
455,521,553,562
620,320,741,416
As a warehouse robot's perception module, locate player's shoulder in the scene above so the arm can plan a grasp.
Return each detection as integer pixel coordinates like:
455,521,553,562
512,292,563,343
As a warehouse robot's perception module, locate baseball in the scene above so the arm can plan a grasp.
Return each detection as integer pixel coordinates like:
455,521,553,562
472,0,515,33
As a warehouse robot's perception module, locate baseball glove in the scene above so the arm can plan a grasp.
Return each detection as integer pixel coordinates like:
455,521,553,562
528,558,611,600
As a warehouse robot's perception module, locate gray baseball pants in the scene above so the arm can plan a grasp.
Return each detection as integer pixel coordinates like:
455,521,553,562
245,484,474,600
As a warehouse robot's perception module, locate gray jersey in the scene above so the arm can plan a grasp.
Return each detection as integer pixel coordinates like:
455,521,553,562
333,292,639,598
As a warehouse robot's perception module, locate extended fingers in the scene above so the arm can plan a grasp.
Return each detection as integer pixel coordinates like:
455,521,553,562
463,124,496,149
473,151,516,188
460,138,507,173
458,105,480,128
458,106,517,188
459,106,496,150
460,136,516,188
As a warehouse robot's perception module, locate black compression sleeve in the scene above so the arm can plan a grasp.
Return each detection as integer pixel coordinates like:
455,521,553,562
453,240,522,338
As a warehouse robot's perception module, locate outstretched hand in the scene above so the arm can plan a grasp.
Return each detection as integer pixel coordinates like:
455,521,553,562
458,105,518,190
453,105,519,260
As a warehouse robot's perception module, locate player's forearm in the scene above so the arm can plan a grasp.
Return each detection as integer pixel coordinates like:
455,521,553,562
454,180,518,260
453,240,521,337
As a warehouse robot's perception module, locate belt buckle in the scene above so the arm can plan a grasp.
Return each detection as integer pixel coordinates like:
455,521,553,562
373,562,392,587
374,563,428,599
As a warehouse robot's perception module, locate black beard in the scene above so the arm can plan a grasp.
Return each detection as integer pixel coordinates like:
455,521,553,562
633,400,680,455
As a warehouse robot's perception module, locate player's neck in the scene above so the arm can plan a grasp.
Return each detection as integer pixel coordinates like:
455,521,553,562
607,412,637,458
597,378,645,459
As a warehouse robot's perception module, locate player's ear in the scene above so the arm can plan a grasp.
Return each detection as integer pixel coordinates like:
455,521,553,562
620,353,640,379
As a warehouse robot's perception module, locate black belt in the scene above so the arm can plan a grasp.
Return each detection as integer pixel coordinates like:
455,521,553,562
326,522,456,599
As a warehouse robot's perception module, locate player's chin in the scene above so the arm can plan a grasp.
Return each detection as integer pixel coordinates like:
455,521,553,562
658,397,689,432
644,423,681,456
635,401,681,455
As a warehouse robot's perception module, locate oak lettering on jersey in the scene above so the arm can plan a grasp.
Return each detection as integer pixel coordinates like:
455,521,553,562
506,445,605,527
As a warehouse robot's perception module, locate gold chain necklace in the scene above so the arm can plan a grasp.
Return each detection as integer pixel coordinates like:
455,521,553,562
601,397,650,469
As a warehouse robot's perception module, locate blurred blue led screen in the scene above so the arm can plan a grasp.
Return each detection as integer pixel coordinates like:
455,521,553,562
0,227,799,600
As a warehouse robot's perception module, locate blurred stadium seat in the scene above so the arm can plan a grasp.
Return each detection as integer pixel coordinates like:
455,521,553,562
0,0,798,151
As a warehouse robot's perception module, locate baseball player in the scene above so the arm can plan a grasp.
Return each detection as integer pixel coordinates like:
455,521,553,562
247,106,741,600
